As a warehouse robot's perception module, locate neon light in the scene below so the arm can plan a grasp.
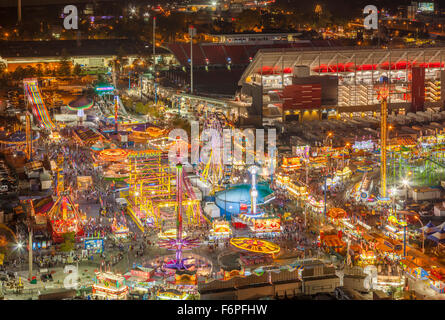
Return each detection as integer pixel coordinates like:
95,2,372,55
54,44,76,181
230,237,280,255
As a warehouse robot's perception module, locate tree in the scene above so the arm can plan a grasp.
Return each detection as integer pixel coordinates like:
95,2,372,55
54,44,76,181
59,232,75,252
12,66,25,81
58,48,72,76
23,65,37,78
73,63,82,77
233,10,262,33
0,62,6,75
35,64,43,77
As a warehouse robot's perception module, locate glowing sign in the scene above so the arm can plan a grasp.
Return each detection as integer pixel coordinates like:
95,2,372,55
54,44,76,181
95,86,115,92
353,140,374,150
418,2,434,12
253,218,281,233
84,237,104,253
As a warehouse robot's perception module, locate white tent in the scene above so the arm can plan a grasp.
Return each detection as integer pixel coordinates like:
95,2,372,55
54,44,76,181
422,221,438,235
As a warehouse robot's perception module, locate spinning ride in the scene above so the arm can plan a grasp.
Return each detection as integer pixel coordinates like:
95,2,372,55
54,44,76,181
158,164,200,270
229,237,281,258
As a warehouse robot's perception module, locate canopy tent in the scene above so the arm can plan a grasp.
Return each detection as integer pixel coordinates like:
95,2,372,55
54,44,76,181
427,227,445,243
421,221,438,235
436,222,445,230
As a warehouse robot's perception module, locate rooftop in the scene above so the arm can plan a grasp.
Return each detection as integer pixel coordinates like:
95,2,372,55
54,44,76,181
0,39,169,59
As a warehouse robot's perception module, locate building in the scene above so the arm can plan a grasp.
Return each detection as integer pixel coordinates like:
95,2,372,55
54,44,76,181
198,269,302,300
199,260,340,299
342,265,370,292
206,32,303,44
434,202,445,216
412,187,441,201
0,39,171,72
238,46,445,122
300,264,340,295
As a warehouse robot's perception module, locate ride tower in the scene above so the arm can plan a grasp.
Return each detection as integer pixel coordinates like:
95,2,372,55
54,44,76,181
378,85,389,198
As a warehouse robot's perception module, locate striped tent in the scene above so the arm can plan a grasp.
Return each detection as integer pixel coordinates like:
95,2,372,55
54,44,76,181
421,221,437,235
287,264,304,272
239,214,255,224
428,227,445,243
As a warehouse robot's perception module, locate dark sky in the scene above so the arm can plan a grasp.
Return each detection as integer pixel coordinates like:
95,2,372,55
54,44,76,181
0,0,117,8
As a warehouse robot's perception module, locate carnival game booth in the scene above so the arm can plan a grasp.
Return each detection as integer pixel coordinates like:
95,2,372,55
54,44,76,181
73,127,108,146
275,175,309,200
319,227,346,254
123,266,156,296
209,220,232,241
428,267,445,293
158,228,188,240
77,176,93,191
111,218,130,240
357,250,377,267
238,214,282,236
281,156,302,171
156,288,195,300
84,237,104,254
399,256,429,280
129,123,169,143
92,271,129,300
327,208,347,225
175,270,198,289
221,264,245,281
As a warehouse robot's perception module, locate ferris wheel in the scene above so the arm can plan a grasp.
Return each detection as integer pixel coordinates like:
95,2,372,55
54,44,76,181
199,114,225,189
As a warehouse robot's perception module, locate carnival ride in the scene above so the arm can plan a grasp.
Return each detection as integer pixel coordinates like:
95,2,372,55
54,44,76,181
214,183,274,218
229,237,281,258
198,114,225,193
44,156,85,242
23,78,56,130
96,148,131,181
0,128,39,159
67,96,94,124
125,150,208,232
158,163,200,270
0,223,17,249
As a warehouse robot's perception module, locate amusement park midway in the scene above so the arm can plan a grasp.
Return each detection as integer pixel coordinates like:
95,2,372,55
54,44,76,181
5,42,445,304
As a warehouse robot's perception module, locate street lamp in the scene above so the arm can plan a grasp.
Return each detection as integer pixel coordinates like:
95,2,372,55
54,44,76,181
414,215,425,254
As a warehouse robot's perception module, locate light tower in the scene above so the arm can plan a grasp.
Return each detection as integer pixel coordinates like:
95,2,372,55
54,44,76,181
248,165,260,215
114,95,119,134
379,85,389,198
175,162,184,263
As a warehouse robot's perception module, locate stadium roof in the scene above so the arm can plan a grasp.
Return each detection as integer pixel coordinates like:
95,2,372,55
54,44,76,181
0,39,169,59
166,40,346,68
238,46,445,85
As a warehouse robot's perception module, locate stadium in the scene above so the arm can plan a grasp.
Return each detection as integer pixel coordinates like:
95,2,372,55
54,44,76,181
238,46,445,121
